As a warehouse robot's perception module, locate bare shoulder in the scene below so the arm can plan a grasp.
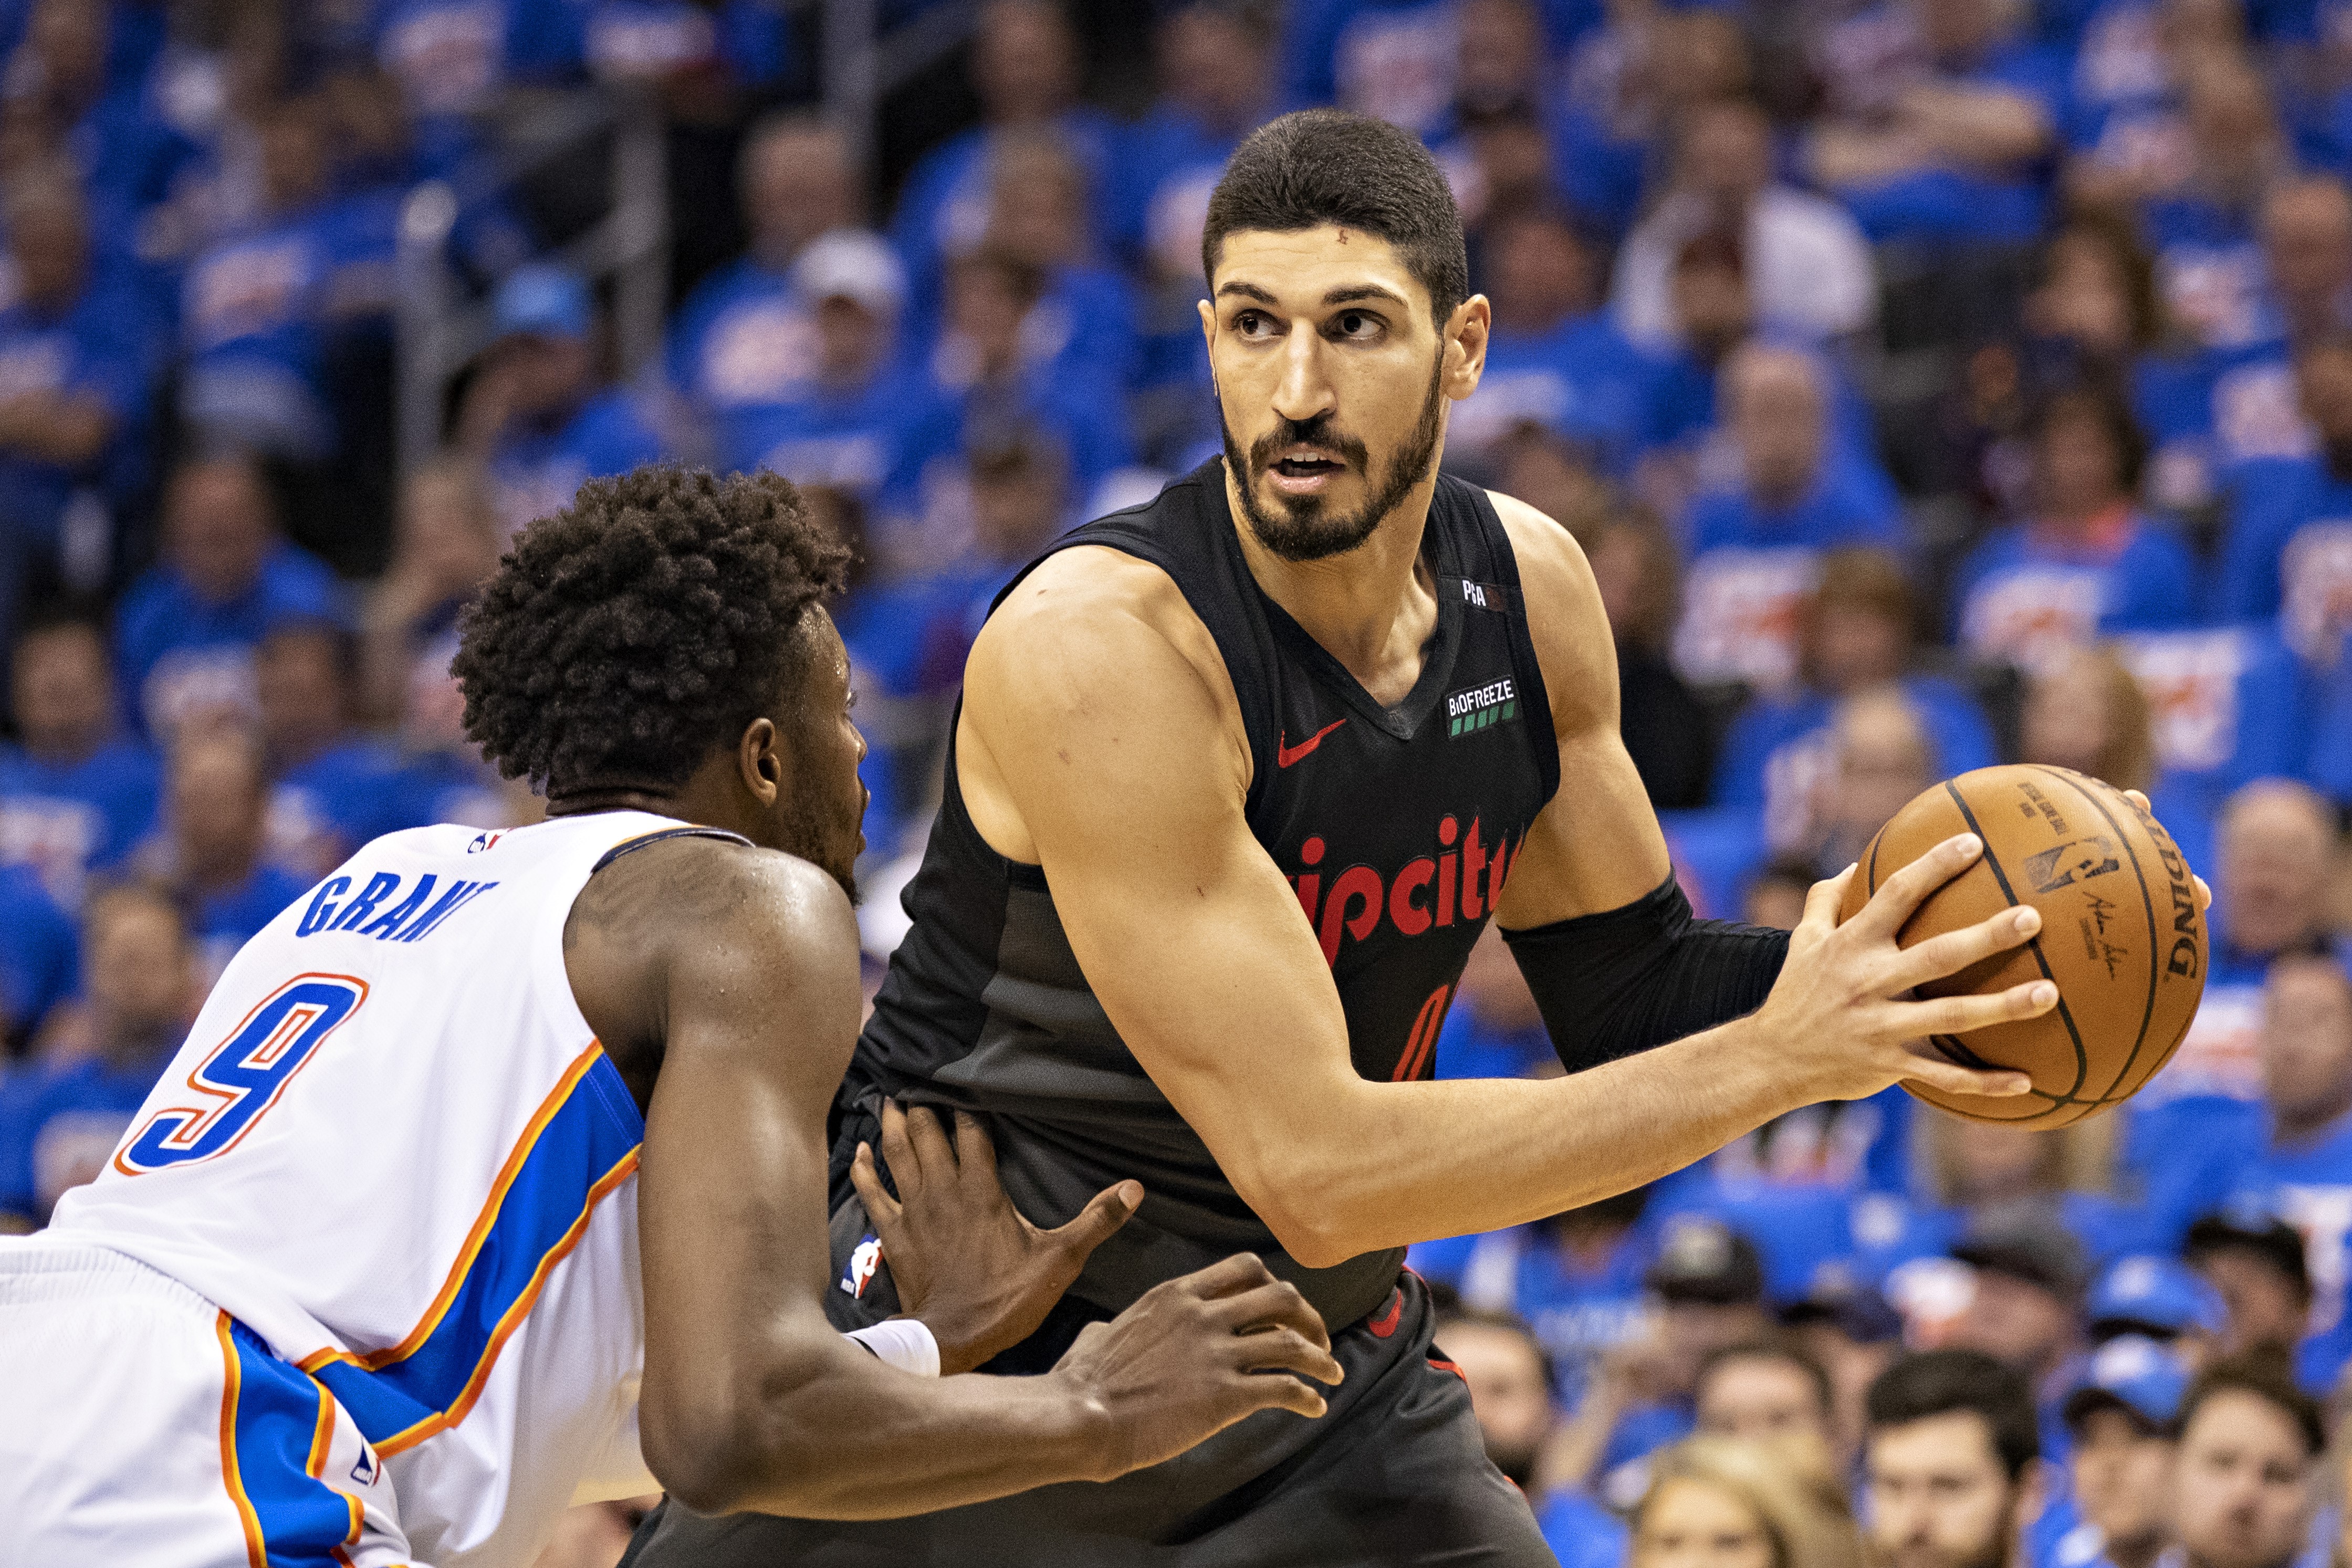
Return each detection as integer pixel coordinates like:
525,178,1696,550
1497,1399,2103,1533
566,834,858,1061
1484,489,1617,732
967,544,1238,748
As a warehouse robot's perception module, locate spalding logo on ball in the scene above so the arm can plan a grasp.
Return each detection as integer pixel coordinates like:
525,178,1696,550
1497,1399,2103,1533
1836,764,2208,1126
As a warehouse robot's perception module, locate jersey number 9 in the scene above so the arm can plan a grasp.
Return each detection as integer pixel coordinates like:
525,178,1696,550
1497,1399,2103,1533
115,975,371,1175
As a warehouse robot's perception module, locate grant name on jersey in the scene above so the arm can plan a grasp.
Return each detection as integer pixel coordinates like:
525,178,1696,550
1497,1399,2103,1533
292,870,500,943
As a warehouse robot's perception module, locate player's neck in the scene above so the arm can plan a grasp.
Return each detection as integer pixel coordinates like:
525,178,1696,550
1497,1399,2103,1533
1226,472,1441,708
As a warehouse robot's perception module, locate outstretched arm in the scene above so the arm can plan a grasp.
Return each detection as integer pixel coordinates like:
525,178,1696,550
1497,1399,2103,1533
959,547,2053,1272
569,838,1342,1520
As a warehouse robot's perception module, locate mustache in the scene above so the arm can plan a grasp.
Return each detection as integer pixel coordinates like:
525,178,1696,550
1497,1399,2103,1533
1249,414,1368,475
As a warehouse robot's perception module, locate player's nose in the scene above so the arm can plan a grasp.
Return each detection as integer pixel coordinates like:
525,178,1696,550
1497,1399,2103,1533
1271,321,1334,425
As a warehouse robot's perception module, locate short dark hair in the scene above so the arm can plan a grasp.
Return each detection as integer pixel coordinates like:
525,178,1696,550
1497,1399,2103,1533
1202,108,1469,323
1866,1349,2040,1481
454,465,850,797
2178,1351,2326,1458
1698,1336,1834,1419
2032,377,2148,496
1435,1306,1558,1395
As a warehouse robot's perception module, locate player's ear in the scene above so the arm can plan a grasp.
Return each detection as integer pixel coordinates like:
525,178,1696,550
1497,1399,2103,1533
738,717,783,808
1444,295,1490,401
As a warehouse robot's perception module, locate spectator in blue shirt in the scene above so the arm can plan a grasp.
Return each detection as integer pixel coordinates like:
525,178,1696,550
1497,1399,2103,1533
0,171,152,629
1120,3,1282,279
14,0,197,214
0,859,74,1047
2136,57,2295,360
0,884,192,1229
255,619,410,879
1955,381,2200,671
177,92,394,463
128,726,308,985
0,611,157,906
1408,1185,1659,1413
1555,1218,1774,1509
716,231,947,505
1434,1305,1629,1568
113,454,346,741
1805,0,2067,246
2220,334,2352,661
358,456,504,728
2207,952,2352,1391
373,0,584,128
456,264,667,539
1863,1350,2044,1568
1280,0,1470,142
1449,205,1666,477
1674,343,1905,691
905,248,1134,532
1715,547,1998,851
888,0,1125,333
2035,1334,2188,1568
665,114,869,441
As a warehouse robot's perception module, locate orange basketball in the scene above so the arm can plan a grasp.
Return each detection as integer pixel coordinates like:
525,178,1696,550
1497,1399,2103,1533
1834,765,2209,1125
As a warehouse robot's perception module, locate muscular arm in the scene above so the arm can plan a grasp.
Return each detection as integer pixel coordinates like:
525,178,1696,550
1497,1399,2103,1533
960,545,2044,1272
573,841,1115,1517
573,837,1341,1517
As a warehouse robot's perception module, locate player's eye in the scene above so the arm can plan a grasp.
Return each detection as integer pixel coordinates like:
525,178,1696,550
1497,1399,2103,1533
1233,309,1272,336
1332,310,1384,340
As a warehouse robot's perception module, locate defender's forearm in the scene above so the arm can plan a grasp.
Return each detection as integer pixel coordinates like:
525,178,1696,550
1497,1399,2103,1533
649,1333,1108,1519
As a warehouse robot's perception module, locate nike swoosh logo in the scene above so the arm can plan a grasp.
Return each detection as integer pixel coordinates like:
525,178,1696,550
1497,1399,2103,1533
1276,718,1347,768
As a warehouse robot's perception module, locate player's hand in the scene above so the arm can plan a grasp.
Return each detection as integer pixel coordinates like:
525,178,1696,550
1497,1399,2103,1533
850,1100,1141,1375
1749,833,2056,1105
1048,1253,1344,1482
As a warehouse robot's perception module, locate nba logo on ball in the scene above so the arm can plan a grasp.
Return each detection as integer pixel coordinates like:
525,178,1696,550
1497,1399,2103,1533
1839,765,2209,1126
841,1234,883,1299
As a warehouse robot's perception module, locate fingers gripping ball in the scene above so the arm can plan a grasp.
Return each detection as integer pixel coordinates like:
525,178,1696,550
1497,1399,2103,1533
1836,765,2207,1126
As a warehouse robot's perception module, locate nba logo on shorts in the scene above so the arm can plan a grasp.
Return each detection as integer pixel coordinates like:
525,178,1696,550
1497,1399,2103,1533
351,1444,380,1486
468,831,505,855
841,1234,883,1299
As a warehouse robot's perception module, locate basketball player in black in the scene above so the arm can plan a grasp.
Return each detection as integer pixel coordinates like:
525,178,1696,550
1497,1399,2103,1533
626,112,2060,1564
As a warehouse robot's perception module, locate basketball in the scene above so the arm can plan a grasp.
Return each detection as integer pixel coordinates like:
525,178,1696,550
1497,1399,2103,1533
1834,765,2208,1126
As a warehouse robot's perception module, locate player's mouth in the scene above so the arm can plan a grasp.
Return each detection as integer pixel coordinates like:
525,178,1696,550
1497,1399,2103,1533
1267,450,1348,495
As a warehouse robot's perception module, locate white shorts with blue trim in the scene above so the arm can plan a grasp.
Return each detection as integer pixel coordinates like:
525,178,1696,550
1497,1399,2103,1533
0,1240,427,1567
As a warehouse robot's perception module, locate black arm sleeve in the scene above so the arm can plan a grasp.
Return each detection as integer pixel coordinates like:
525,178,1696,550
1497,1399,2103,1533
1501,872,1789,1075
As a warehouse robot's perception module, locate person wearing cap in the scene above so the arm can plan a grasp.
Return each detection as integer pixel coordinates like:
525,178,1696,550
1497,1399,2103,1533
2085,1255,2226,1369
1551,1217,1774,1508
1946,1207,2093,1457
2042,1336,2188,1568
455,263,667,540
2165,1353,2324,1568
714,231,952,512
2183,1208,2320,1385
1865,1348,2045,1568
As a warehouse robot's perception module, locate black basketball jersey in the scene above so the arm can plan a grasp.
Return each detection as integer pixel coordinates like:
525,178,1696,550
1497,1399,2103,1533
846,460,1560,1329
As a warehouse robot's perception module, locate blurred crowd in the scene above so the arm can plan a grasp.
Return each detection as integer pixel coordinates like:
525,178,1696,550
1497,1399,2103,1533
13,0,2352,1562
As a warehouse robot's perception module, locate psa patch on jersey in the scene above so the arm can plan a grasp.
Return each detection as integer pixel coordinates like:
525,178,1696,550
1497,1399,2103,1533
841,1234,883,1299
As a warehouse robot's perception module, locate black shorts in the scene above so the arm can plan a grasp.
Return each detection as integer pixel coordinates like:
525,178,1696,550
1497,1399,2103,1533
619,1254,1553,1567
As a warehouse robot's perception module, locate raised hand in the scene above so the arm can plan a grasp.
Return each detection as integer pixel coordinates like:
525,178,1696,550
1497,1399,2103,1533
1751,833,2057,1105
849,1100,1141,1375
1048,1253,1345,1481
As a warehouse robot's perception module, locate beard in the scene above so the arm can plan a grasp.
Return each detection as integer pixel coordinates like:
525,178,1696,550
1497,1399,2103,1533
776,776,861,905
1220,348,1447,563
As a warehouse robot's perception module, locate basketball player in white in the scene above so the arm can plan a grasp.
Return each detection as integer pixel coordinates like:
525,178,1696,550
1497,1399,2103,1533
0,468,1343,1566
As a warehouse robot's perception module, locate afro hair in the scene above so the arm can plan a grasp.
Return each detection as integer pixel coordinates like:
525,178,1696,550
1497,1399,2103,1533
453,465,851,796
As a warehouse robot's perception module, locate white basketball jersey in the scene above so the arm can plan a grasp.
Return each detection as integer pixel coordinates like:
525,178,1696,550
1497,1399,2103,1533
49,810,701,1568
